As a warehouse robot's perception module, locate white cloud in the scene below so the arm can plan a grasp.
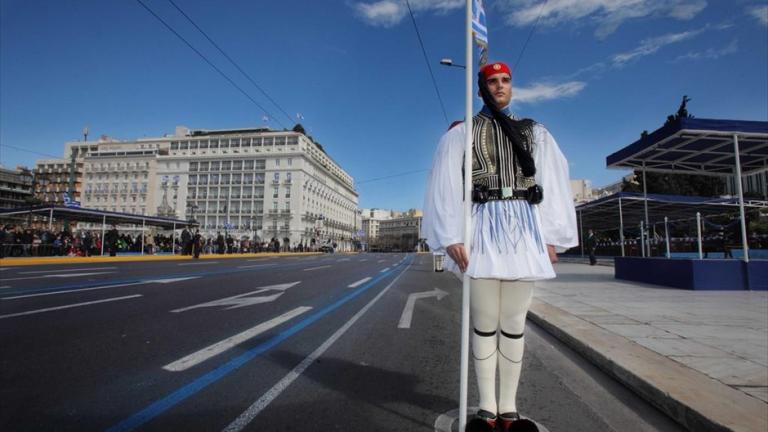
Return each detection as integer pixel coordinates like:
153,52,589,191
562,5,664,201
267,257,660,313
611,29,701,66
499,0,707,39
511,81,587,104
748,5,768,26
353,0,463,28
674,39,739,61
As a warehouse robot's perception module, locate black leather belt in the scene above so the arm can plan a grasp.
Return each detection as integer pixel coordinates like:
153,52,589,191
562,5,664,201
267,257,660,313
472,184,544,205
485,189,530,201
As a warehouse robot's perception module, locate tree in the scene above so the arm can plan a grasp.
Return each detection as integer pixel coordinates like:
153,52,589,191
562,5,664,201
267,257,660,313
292,123,306,135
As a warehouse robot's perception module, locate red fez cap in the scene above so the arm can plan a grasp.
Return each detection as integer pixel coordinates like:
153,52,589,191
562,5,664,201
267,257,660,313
480,62,511,80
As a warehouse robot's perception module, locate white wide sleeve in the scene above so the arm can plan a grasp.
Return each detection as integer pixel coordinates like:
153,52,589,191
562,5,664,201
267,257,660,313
422,125,466,252
533,125,579,252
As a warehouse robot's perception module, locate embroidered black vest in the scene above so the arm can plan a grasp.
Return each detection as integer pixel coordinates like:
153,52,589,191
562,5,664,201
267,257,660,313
471,113,536,194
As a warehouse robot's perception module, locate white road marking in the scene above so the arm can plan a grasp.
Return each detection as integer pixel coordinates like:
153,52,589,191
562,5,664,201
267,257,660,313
377,259,386,263
359,259,368,262
221,260,413,432
339,258,351,261
178,261,219,266
347,277,371,288
170,282,300,313
0,294,142,320
0,267,14,271
18,267,118,274
247,259,270,262
2,276,200,300
49,272,113,278
1,271,114,281
397,288,449,329
237,264,277,269
0,286,11,290
2,282,146,300
163,306,312,372
303,265,331,271
150,277,200,284
380,268,390,273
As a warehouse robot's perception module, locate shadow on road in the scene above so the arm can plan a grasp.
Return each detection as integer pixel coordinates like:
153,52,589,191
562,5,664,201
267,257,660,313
266,350,456,430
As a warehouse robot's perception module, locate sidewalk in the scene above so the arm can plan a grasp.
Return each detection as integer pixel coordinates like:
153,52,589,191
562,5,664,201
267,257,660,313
529,262,767,432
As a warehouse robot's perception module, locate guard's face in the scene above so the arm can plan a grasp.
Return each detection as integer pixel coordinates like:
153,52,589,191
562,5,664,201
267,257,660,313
486,73,512,108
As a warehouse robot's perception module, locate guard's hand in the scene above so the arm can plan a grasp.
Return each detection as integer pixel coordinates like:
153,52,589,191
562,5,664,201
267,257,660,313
547,244,558,264
446,243,469,273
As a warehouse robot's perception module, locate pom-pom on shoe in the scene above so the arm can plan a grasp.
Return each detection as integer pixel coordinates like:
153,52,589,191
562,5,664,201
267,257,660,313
465,409,497,432
499,412,539,432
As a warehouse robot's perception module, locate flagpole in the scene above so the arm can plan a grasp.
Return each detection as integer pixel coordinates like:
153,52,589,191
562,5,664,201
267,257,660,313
459,0,473,430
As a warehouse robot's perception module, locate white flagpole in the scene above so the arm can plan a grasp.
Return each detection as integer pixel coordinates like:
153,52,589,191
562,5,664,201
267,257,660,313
459,1,473,430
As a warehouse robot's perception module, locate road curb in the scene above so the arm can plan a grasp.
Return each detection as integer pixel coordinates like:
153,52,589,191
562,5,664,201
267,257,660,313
0,252,325,267
528,299,768,432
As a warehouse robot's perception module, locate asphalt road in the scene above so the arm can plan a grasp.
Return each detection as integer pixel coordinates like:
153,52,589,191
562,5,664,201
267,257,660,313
0,254,685,432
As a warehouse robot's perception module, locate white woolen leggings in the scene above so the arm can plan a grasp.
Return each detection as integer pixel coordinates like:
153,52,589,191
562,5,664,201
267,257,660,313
470,278,534,415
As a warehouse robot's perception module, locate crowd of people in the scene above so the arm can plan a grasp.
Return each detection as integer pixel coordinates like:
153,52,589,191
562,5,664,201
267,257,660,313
0,224,337,258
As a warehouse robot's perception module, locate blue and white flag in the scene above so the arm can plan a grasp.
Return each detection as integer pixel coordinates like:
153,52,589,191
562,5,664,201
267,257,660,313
262,115,270,123
296,113,304,121
472,0,489,66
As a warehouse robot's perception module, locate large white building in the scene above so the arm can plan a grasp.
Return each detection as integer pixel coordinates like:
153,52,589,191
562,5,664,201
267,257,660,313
73,126,359,250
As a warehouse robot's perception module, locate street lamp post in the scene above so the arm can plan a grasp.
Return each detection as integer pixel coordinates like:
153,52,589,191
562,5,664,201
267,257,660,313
440,58,467,69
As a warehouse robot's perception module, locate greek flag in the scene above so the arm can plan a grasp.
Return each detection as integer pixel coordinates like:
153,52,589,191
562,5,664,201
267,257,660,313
472,0,488,45
472,0,488,66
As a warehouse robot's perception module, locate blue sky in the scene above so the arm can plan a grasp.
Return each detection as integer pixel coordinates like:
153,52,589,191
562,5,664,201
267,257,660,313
1,0,767,211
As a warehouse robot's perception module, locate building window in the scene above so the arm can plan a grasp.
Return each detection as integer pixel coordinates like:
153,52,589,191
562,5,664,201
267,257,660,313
287,158,293,166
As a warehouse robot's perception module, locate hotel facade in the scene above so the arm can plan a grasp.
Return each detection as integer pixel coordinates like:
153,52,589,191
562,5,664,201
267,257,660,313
60,126,358,250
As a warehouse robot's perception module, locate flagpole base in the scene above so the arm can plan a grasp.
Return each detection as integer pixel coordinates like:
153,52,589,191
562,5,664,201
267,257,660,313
435,407,550,432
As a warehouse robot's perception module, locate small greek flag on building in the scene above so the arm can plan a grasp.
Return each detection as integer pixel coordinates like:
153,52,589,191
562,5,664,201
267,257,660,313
472,0,489,66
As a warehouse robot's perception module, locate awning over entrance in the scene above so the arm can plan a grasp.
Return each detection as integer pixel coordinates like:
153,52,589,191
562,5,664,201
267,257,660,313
0,205,196,230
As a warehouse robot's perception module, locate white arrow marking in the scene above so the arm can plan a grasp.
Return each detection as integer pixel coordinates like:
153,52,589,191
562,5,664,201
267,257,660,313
163,306,312,372
170,282,300,313
397,288,449,329
0,294,142,320
380,267,390,273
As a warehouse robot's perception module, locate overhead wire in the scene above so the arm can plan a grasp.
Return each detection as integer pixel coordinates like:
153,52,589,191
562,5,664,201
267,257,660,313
0,144,62,160
134,0,285,128
404,0,450,126
166,0,295,125
357,168,430,185
512,0,549,72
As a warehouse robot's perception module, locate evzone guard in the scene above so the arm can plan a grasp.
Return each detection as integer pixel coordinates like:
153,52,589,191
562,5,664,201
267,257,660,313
423,61,578,431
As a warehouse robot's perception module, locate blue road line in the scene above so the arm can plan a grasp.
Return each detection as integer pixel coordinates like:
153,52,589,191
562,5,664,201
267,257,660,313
0,258,346,297
105,255,413,432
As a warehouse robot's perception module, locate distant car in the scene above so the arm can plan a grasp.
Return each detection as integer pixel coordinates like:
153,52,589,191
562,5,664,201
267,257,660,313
319,245,333,253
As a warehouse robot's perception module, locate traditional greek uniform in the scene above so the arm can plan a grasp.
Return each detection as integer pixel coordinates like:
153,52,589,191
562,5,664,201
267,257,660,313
422,105,577,428
422,108,578,279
